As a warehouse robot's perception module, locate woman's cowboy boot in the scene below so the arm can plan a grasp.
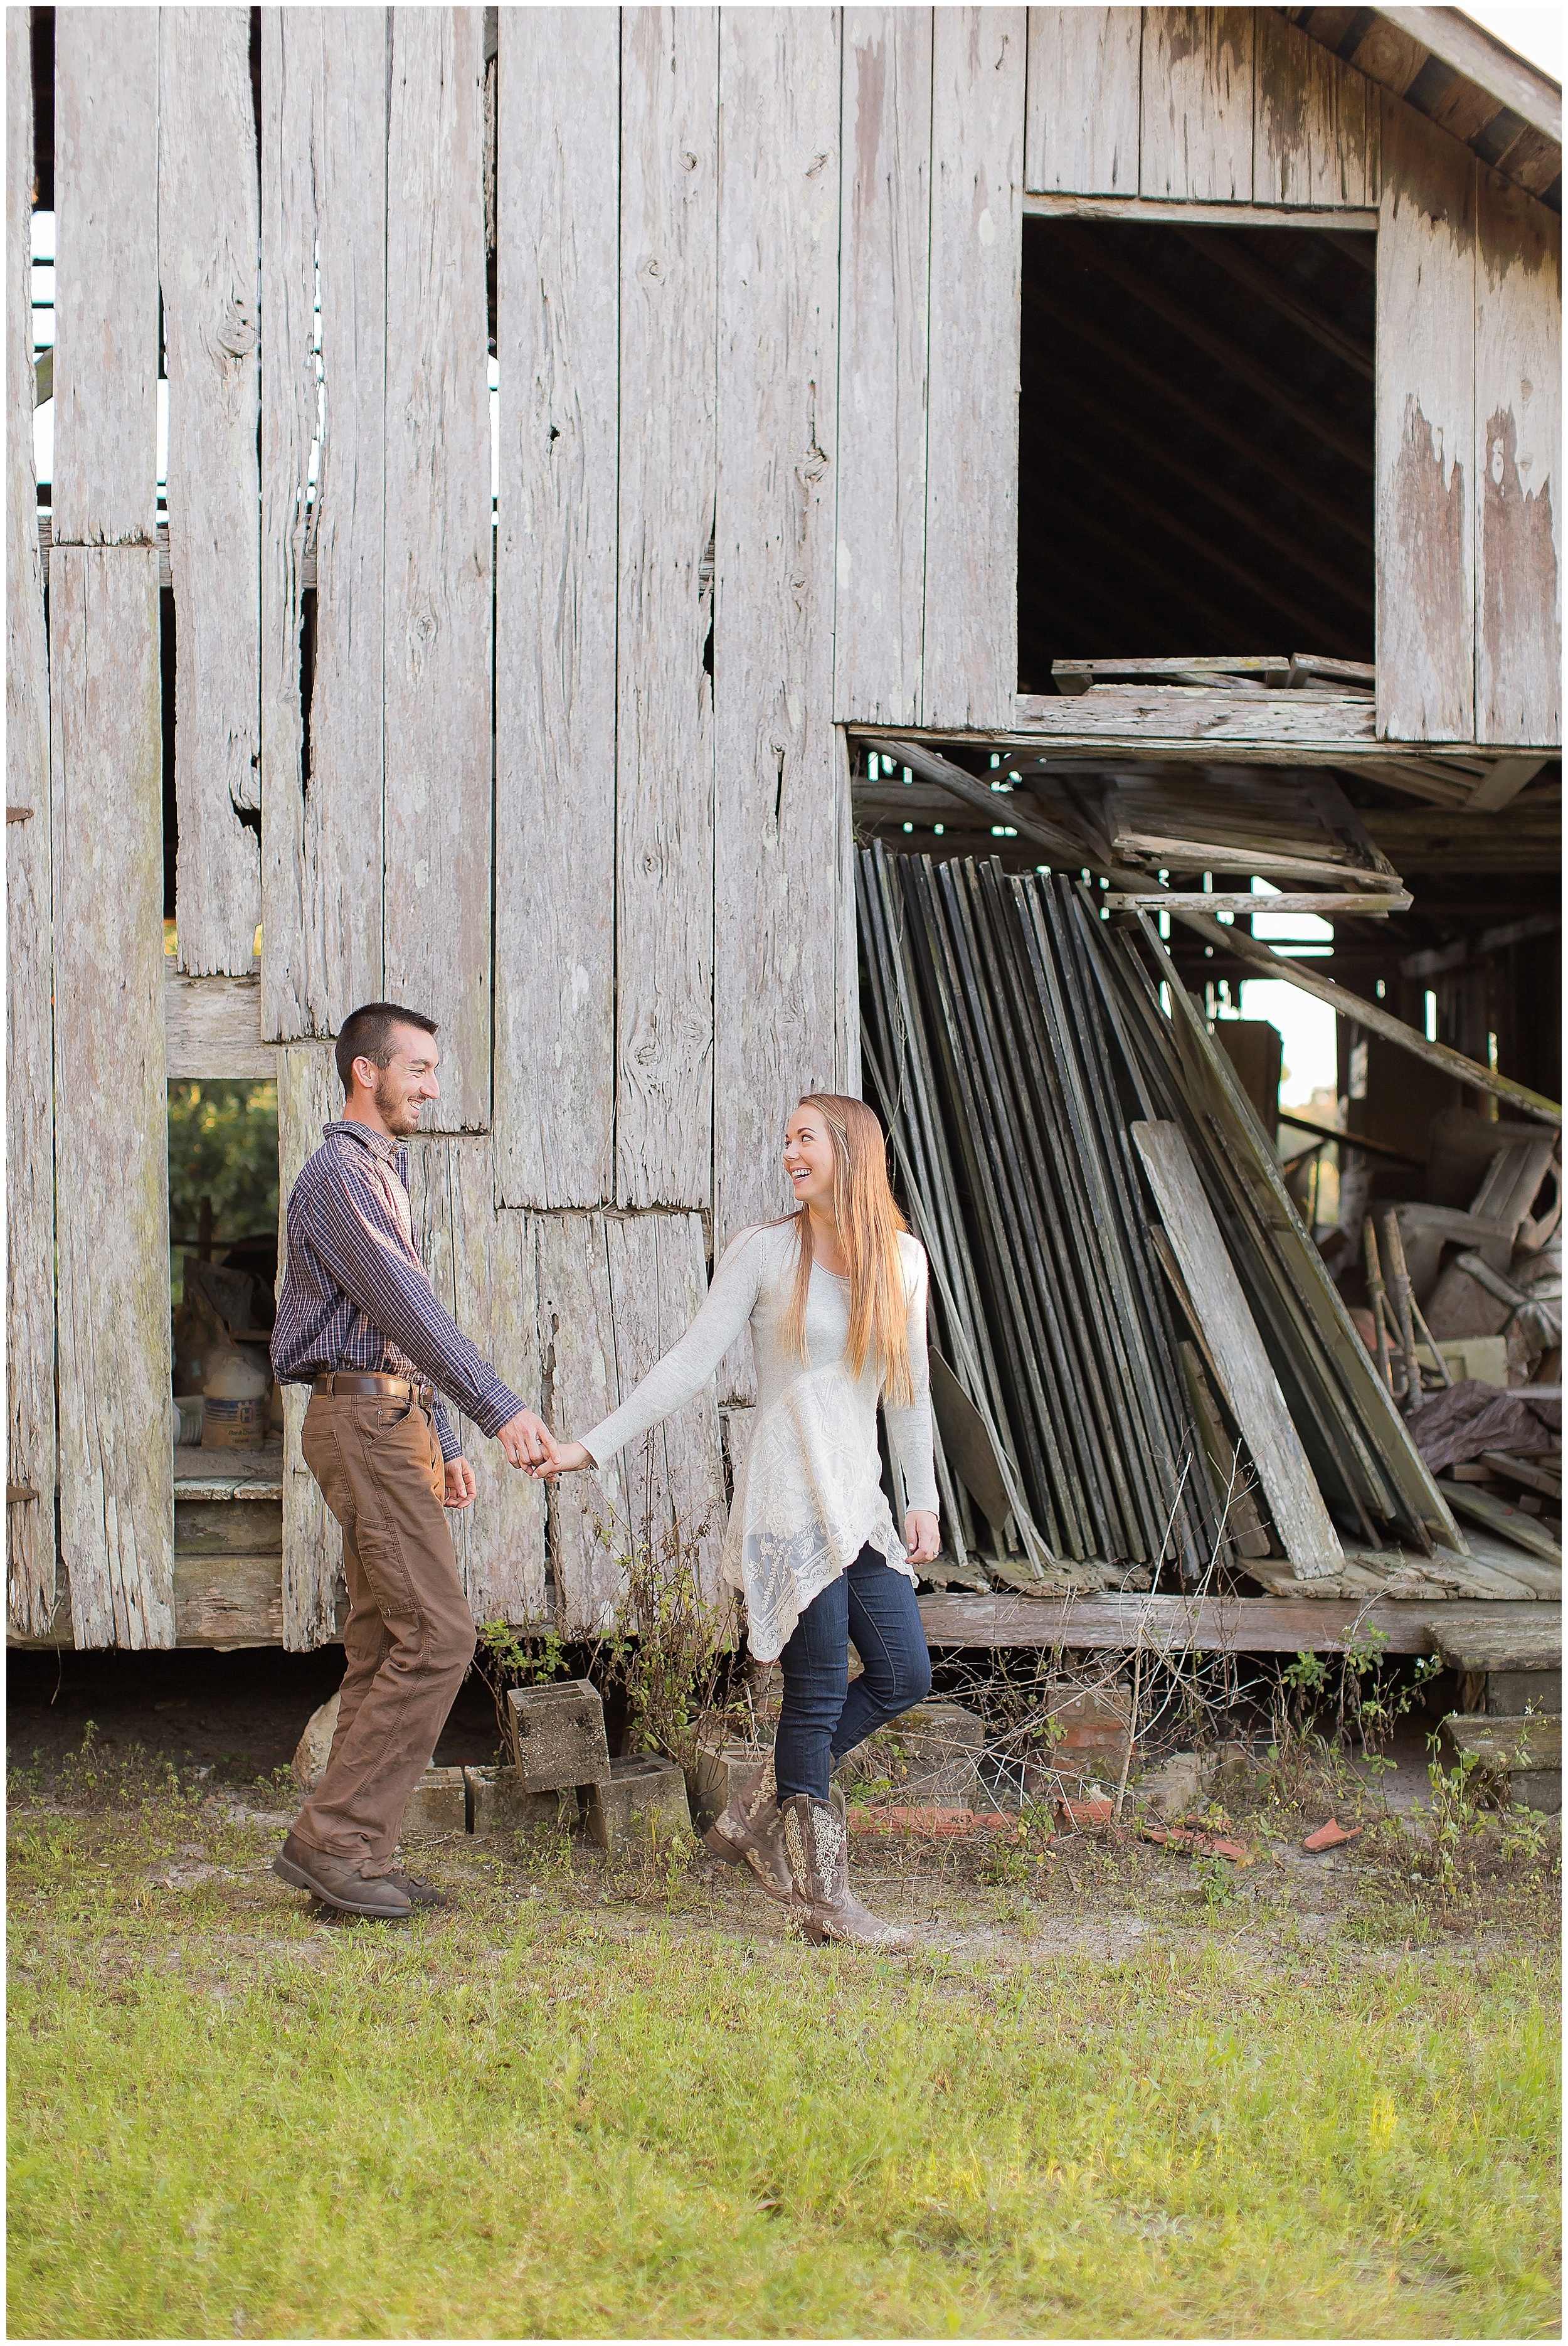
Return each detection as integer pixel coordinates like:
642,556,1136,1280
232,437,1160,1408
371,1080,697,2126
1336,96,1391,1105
780,1795,913,1950
703,1751,792,1901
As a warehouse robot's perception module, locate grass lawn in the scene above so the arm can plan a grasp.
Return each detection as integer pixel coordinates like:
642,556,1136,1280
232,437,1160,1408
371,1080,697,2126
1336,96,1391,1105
7,1762,1560,2340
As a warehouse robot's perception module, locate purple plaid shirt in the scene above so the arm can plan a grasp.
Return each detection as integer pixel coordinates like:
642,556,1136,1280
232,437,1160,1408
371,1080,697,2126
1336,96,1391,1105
271,1119,524,1463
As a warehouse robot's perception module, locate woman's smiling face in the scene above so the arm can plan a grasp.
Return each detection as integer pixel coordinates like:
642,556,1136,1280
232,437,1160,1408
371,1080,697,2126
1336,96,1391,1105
783,1104,837,1210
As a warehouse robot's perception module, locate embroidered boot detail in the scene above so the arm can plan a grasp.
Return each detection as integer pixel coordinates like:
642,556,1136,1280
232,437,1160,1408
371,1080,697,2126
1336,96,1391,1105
780,1795,913,1951
703,1751,791,1901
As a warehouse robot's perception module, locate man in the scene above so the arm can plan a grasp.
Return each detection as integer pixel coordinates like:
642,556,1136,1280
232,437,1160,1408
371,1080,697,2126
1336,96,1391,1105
270,1001,558,1919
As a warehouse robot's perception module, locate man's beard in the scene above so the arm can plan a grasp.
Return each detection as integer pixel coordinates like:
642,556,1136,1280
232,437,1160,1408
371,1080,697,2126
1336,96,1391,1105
374,1070,417,1128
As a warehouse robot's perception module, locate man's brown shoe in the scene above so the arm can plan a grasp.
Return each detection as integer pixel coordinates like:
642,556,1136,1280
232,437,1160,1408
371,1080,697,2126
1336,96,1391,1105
273,1834,413,1919
388,1867,448,1910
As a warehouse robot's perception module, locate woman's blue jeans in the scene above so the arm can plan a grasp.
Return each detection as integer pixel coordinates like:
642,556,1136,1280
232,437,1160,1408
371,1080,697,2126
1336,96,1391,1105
772,1542,933,1803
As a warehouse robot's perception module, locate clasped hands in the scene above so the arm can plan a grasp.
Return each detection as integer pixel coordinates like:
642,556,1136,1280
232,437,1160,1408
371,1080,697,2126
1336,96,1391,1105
442,1409,565,1511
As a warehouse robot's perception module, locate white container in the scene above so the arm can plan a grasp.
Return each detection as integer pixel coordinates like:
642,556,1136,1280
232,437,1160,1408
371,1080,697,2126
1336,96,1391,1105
174,1395,205,1445
203,1346,269,1450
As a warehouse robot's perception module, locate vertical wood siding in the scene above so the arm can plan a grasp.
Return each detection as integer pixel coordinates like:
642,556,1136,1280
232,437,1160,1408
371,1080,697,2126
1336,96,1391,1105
1140,7,1254,203
160,8,263,979
832,8,933,726
923,8,1024,726
493,8,620,1209
1474,169,1561,746
614,8,719,1209
1253,11,1374,209
1024,8,1141,195
260,8,388,1044
603,1213,729,1614
713,6,842,1279
408,1144,548,1622
1376,95,1476,743
7,15,58,1637
537,1213,625,1633
51,548,175,1648
51,11,159,544
275,1046,344,1649
382,6,493,1132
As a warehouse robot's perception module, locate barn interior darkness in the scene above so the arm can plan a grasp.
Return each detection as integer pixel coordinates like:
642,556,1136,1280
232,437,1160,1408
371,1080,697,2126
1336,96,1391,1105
1018,218,1377,677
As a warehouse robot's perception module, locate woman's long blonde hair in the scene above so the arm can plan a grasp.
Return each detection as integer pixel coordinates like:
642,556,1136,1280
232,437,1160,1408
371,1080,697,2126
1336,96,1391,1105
781,1093,913,1404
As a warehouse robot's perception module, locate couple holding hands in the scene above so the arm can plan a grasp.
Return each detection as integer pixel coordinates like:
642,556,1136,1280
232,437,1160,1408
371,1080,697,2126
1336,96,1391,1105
270,1001,939,1948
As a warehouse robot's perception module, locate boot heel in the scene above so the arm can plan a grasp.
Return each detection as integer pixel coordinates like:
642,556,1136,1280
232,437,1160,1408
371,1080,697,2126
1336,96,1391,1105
702,1822,747,1866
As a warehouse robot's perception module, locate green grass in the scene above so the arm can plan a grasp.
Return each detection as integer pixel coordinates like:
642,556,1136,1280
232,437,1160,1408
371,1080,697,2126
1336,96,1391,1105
7,1793,1560,2339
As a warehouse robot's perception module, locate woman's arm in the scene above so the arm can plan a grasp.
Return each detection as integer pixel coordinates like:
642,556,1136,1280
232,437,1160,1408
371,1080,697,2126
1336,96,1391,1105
556,1228,768,1472
883,1246,940,1528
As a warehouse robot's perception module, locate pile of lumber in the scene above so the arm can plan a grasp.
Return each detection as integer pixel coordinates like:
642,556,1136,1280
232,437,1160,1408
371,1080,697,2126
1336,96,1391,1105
858,843,1468,1591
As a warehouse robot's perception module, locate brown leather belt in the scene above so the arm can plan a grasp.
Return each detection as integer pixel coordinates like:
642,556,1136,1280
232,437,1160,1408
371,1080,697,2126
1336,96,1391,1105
312,1372,435,1409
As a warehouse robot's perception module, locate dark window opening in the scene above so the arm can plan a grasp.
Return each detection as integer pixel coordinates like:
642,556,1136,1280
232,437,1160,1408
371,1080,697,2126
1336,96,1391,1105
1019,219,1376,686
169,1078,281,1432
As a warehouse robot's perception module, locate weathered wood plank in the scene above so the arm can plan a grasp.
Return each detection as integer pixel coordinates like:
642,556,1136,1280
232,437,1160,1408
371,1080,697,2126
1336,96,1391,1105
1131,1120,1344,1579
604,1214,728,1615
1253,9,1372,209
1024,7,1140,195
1376,94,1476,744
493,8,619,1208
174,1551,286,1647
7,13,58,1638
408,1140,548,1626
615,6,719,1208
1475,169,1561,748
50,548,174,1647
537,1213,623,1635
275,1046,343,1649
260,6,388,1044
382,6,492,1131
918,1592,1554,1653
832,6,933,727
159,8,262,977
834,724,862,1098
714,6,840,1283
50,10,159,543
1140,7,1254,203
923,8,1025,728
1008,686,1380,748
165,970,274,1081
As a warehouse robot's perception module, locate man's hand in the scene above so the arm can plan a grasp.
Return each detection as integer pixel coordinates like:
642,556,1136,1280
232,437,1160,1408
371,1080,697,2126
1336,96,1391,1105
443,1455,477,1510
496,1409,559,1472
529,1439,593,1480
904,1508,940,1566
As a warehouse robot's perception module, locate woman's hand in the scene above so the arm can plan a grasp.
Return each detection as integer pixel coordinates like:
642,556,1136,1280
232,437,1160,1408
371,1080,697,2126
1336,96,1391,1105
904,1509,940,1566
530,1439,594,1480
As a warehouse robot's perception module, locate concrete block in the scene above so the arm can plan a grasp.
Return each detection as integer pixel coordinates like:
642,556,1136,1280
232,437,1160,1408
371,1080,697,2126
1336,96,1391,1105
1511,1770,1562,1815
506,1679,610,1792
464,1765,572,1839
1487,1669,1562,1716
586,1753,694,1852
400,1766,467,1839
687,1741,768,1829
848,1702,986,1802
1135,1750,1217,1818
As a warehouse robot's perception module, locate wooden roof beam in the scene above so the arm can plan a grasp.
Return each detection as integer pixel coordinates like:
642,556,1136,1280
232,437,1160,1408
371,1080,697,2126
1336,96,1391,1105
1024,299,1375,549
1040,375,1374,618
1049,222,1375,474
1172,225,1374,378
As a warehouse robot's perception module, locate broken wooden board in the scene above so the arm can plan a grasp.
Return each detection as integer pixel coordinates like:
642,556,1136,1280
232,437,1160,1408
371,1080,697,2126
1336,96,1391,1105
50,548,174,1648
159,7,262,977
7,11,56,1640
1438,1478,1563,1564
1245,1547,1543,1602
165,971,274,1081
1133,1120,1343,1579
1436,1617,1561,1674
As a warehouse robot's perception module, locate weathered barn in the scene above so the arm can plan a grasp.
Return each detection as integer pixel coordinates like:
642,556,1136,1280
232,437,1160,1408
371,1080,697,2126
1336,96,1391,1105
6,6,1561,1663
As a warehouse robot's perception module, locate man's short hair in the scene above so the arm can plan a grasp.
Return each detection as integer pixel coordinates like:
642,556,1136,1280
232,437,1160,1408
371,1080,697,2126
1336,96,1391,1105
335,1002,438,1093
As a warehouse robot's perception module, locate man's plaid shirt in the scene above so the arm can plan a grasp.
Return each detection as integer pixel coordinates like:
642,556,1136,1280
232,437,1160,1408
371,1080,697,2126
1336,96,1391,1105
270,1119,523,1462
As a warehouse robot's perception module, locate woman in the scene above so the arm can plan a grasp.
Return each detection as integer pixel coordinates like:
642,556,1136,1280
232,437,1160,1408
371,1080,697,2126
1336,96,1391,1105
539,1093,938,1949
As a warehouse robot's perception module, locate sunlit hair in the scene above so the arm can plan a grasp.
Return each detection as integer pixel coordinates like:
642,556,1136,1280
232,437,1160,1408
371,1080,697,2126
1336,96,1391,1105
780,1093,913,1404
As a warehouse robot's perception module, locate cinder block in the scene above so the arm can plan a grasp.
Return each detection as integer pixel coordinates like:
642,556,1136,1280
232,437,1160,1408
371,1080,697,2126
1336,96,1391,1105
687,1740,768,1829
1133,1750,1216,1818
400,1765,467,1838
464,1765,573,1838
506,1680,610,1792
1511,1769,1562,1814
1488,1669,1562,1716
586,1753,694,1851
855,1702,985,1803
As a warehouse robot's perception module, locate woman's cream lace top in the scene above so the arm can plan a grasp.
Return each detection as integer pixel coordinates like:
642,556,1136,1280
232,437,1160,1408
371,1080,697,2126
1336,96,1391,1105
580,1220,938,1662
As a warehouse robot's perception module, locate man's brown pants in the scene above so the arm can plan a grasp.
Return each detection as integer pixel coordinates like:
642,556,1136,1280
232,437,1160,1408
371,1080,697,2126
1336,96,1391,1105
290,1391,475,1875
